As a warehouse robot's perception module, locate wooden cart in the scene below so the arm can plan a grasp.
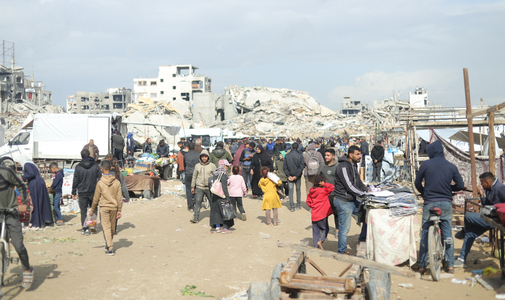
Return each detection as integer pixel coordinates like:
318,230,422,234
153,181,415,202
248,242,419,300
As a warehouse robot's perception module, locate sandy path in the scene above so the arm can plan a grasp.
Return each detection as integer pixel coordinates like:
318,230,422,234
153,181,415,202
1,179,500,299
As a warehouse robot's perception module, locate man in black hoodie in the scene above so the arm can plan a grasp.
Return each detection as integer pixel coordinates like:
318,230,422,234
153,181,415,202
333,145,368,254
72,149,102,236
370,140,384,182
183,142,200,211
415,140,464,274
283,142,305,211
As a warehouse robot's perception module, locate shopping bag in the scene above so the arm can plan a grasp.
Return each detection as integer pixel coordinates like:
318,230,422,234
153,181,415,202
210,173,226,198
219,200,236,221
267,172,280,184
71,199,80,214
83,214,97,229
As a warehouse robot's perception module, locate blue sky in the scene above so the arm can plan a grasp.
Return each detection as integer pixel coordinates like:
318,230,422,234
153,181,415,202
1,0,504,111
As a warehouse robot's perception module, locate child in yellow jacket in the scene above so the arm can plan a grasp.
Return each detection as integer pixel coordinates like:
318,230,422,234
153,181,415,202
259,166,282,226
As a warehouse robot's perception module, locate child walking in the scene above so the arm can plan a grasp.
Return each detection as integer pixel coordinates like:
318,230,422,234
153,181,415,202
306,174,334,249
90,160,122,255
259,166,282,226
228,165,248,220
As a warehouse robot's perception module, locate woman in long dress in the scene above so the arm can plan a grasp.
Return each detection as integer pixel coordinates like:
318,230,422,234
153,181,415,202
22,163,53,229
259,167,282,226
249,145,273,198
209,160,234,234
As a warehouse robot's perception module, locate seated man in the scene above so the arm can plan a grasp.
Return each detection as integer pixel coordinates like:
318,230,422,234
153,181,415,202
454,172,505,268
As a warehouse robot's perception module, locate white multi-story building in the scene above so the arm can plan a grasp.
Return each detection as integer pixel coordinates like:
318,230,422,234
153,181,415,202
133,65,211,103
409,87,428,107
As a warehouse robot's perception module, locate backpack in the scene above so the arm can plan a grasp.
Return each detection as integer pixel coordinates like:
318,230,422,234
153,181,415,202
230,143,239,156
307,152,320,176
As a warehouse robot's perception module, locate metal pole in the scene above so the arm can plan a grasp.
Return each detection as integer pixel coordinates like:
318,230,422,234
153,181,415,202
464,68,478,197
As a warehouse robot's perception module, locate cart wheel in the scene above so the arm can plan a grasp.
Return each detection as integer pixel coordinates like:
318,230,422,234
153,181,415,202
163,165,172,180
364,270,390,300
247,282,269,300
270,263,285,300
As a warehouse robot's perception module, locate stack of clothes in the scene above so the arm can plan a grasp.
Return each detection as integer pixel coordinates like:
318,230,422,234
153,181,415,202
365,187,418,217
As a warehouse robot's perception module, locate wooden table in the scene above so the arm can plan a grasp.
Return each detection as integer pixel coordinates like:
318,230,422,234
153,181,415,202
481,214,505,279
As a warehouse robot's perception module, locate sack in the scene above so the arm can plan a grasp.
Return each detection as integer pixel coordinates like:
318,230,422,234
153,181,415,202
219,200,236,221
267,172,280,184
307,152,320,176
210,173,226,198
83,214,97,229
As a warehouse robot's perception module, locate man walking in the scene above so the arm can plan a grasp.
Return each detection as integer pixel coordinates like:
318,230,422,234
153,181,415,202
359,138,369,181
334,145,368,254
72,149,102,236
112,131,125,167
184,143,200,211
283,142,305,211
303,143,324,192
190,150,216,223
316,148,339,236
126,132,135,157
370,140,384,183
415,140,464,274
240,142,255,188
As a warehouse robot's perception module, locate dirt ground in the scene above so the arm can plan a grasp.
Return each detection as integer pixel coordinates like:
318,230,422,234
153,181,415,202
3,178,504,300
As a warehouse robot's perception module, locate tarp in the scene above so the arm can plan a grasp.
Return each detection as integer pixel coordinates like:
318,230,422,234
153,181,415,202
33,114,88,142
449,131,505,150
429,128,503,186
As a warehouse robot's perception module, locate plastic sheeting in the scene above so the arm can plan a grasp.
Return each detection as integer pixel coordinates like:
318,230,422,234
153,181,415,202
33,114,88,142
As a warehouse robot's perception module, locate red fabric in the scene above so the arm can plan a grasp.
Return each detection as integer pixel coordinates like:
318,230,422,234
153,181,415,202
306,183,334,222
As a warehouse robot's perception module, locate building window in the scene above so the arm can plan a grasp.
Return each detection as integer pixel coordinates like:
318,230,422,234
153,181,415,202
173,97,176,100
151,81,157,86
172,86,176,90
172,74,176,77
151,93,157,98
160,91,164,95
160,79,164,83
142,81,147,86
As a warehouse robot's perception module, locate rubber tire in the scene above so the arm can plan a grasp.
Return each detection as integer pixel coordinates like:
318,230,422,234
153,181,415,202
163,165,172,180
248,282,269,300
0,157,14,170
428,225,442,281
270,263,285,300
364,269,390,300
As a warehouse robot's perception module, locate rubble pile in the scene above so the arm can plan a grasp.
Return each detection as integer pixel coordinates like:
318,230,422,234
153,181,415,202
8,100,64,114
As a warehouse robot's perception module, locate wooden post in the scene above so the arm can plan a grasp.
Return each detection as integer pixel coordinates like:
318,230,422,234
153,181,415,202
480,98,484,151
489,111,496,174
464,68,478,197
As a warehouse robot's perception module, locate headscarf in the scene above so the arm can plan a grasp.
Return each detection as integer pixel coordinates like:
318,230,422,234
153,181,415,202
279,151,286,160
255,145,271,165
214,159,230,176
127,132,133,138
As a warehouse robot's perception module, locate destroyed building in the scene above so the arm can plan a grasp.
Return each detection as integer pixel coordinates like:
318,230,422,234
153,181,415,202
0,64,52,113
341,97,364,116
66,88,132,114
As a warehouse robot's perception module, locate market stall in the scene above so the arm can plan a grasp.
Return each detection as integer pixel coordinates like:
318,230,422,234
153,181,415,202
364,183,420,266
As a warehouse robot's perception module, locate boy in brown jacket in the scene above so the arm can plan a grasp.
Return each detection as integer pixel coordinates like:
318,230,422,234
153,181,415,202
89,160,122,256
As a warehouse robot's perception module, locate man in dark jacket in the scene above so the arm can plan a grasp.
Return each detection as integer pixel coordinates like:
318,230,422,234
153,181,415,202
240,142,255,188
316,148,339,235
333,145,368,254
415,140,464,274
157,140,170,158
126,132,135,157
72,149,102,236
283,143,305,211
418,138,428,155
455,172,505,268
360,138,369,165
210,141,232,166
183,142,200,211
143,138,153,154
370,140,384,182
112,132,125,167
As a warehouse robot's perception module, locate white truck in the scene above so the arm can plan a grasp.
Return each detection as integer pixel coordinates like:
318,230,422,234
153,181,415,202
0,113,126,169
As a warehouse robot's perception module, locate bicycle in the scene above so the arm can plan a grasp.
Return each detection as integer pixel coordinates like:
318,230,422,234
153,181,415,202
427,207,445,281
0,208,20,286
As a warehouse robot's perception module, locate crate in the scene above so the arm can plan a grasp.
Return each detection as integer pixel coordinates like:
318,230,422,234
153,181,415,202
135,162,154,170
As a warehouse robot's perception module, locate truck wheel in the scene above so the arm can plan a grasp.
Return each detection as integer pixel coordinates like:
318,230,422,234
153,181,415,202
270,263,285,300
0,157,15,169
247,282,269,300
163,165,172,180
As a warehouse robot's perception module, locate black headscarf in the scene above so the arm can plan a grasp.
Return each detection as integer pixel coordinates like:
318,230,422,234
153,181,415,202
255,144,272,165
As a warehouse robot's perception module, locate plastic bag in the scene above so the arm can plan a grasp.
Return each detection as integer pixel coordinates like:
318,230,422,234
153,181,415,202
219,200,236,221
210,173,226,198
83,214,97,229
71,199,80,214
267,172,280,184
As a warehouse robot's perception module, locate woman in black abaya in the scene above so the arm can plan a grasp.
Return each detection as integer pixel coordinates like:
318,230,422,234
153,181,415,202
249,144,273,198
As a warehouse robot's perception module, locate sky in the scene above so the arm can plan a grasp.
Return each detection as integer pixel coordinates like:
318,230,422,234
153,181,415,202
1,0,504,111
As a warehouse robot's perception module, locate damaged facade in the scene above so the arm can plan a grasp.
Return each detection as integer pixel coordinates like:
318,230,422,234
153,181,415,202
66,88,132,114
341,96,364,116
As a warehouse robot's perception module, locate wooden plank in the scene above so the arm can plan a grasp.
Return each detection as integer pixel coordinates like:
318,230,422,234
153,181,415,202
293,273,346,283
489,111,496,174
464,68,479,199
298,292,335,299
411,119,505,127
345,276,356,293
338,264,353,277
277,242,421,279
305,257,327,276
280,281,347,294
280,250,305,284
466,101,505,119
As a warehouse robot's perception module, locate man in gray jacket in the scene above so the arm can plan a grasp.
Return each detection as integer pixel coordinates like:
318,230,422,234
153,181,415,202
283,143,305,212
316,148,339,235
190,150,216,223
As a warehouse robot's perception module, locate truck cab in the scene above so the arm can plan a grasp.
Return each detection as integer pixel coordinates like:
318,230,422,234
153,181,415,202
0,129,33,168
